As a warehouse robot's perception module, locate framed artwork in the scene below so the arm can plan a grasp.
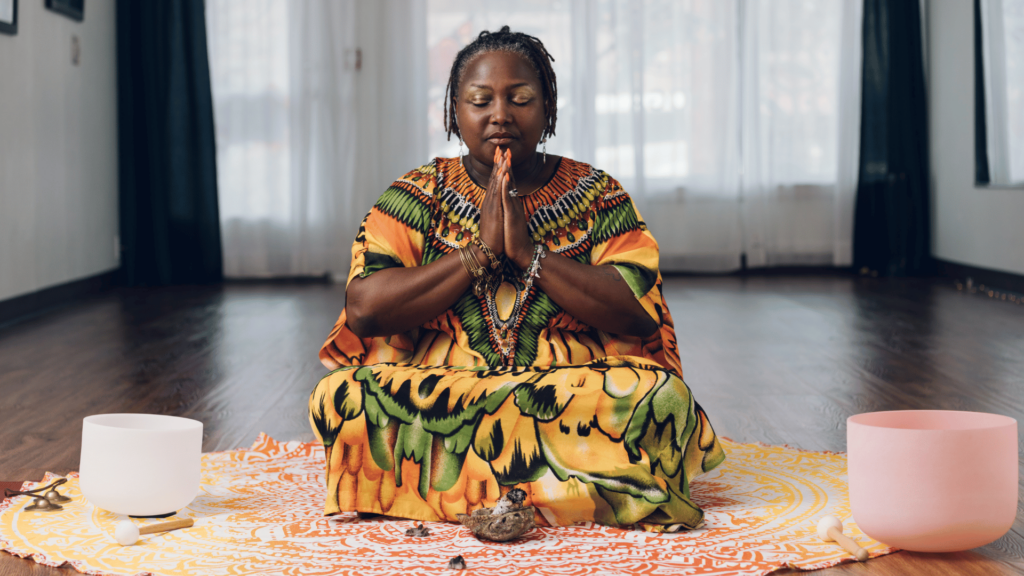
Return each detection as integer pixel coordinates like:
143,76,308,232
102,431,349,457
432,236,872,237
45,0,83,22
0,0,16,36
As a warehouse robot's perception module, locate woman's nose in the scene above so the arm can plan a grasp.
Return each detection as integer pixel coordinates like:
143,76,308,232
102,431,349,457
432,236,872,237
490,100,511,124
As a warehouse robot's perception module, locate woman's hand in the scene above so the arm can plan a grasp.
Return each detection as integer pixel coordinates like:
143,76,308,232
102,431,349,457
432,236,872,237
478,147,508,258
500,149,536,269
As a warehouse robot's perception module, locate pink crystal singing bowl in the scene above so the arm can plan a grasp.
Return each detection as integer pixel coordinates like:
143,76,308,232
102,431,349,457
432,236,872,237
848,410,1018,552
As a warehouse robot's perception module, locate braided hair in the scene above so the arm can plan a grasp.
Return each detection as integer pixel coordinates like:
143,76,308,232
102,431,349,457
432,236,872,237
443,26,558,142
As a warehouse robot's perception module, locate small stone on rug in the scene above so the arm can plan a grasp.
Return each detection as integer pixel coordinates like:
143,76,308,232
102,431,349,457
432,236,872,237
404,523,431,537
446,555,467,570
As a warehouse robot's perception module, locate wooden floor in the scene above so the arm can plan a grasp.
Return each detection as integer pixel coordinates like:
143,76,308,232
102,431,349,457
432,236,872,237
0,275,1021,575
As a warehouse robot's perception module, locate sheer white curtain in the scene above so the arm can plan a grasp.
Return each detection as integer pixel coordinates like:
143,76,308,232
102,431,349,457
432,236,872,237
426,0,863,272
980,0,1024,185
740,0,863,268
207,0,427,278
206,0,358,278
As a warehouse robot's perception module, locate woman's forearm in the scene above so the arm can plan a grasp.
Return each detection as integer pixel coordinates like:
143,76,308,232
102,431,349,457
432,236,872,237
348,245,656,339
523,251,658,337
345,247,487,338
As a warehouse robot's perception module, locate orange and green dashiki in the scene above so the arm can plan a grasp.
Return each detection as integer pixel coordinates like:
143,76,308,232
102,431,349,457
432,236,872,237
310,156,725,531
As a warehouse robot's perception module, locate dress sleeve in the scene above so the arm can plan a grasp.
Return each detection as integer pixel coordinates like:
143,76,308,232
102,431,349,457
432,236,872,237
321,165,437,369
588,177,683,376
346,168,436,286
589,180,659,306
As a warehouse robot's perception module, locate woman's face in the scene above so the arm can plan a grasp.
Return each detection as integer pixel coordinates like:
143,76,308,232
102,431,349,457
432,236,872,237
455,51,547,167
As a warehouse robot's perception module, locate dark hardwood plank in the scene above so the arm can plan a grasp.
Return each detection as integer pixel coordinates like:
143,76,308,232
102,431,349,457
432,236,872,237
777,550,1021,575
0,276,1021,575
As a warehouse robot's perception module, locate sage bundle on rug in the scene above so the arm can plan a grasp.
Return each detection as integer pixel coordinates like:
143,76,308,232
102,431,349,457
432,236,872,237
456,487,535,541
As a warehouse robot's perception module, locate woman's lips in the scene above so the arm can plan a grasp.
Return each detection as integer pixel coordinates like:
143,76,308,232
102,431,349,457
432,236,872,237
487,134,516,145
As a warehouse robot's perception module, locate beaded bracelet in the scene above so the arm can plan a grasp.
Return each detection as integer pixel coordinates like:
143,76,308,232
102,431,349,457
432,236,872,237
523,244,547,289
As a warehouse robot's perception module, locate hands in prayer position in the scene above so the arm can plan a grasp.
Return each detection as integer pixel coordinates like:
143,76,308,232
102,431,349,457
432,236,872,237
478,147,540,271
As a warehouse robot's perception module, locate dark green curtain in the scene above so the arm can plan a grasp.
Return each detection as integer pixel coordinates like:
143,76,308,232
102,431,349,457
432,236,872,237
852,0,932,277
117,0,222,286
974,0,991,185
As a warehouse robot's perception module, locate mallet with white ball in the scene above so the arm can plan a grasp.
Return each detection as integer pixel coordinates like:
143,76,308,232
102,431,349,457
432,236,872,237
114,518,194,546
816,515,869,561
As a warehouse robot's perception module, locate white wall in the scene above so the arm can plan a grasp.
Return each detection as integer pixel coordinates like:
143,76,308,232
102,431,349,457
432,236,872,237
928,0,1024,276
0,0,118,302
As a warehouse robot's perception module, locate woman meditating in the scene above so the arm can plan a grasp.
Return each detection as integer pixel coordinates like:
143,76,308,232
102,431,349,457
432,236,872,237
309,26,725,532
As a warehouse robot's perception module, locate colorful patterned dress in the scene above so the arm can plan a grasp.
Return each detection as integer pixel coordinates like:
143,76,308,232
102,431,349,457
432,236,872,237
309,156,725,531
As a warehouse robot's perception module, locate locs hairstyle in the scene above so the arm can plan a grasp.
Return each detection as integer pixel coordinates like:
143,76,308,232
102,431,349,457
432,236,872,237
443,26,558,142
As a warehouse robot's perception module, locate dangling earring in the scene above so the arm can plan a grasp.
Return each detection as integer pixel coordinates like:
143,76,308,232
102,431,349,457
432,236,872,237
541,136,547,164
454,108,465,168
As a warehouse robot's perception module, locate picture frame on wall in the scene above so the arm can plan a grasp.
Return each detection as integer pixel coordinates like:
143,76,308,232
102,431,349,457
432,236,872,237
45,0,83,22
0,0,17,36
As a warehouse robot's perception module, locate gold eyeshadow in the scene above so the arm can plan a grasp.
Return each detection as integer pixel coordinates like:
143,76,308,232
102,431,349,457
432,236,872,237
464,84,537,105
465,87,493,102
511,86,537,101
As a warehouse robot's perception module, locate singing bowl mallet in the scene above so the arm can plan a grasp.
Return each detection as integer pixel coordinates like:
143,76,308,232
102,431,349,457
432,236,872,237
115,518,194,546
817,515,869,561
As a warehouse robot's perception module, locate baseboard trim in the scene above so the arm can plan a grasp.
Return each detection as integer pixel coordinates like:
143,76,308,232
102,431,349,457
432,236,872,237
664,266,855,278
935,259,1024,294
0,270,120,330
224,274,331,285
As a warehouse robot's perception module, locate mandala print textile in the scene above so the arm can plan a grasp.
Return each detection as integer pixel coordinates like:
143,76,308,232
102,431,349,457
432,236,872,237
313,157,722,529
0,435,898,576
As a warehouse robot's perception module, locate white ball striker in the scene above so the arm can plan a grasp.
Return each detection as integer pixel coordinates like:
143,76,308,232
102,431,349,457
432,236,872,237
114,521,140,546
817,515,869,562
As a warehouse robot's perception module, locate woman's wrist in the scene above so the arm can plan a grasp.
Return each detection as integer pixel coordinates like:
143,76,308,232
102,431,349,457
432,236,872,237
469,245,490,269
510,244,536,270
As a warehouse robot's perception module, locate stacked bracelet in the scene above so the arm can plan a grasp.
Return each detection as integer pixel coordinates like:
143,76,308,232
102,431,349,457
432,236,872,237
459,245,489,296
473,237,501,271
523,244,547,289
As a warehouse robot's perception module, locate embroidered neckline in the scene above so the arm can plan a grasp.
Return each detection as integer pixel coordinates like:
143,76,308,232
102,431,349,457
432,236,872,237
434,157,606,246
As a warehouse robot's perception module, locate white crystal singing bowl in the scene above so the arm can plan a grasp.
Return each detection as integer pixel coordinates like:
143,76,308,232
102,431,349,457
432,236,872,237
80,414,202,516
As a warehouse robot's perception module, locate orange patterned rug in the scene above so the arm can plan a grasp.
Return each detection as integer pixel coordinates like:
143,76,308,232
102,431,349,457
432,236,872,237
0,435,896,575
